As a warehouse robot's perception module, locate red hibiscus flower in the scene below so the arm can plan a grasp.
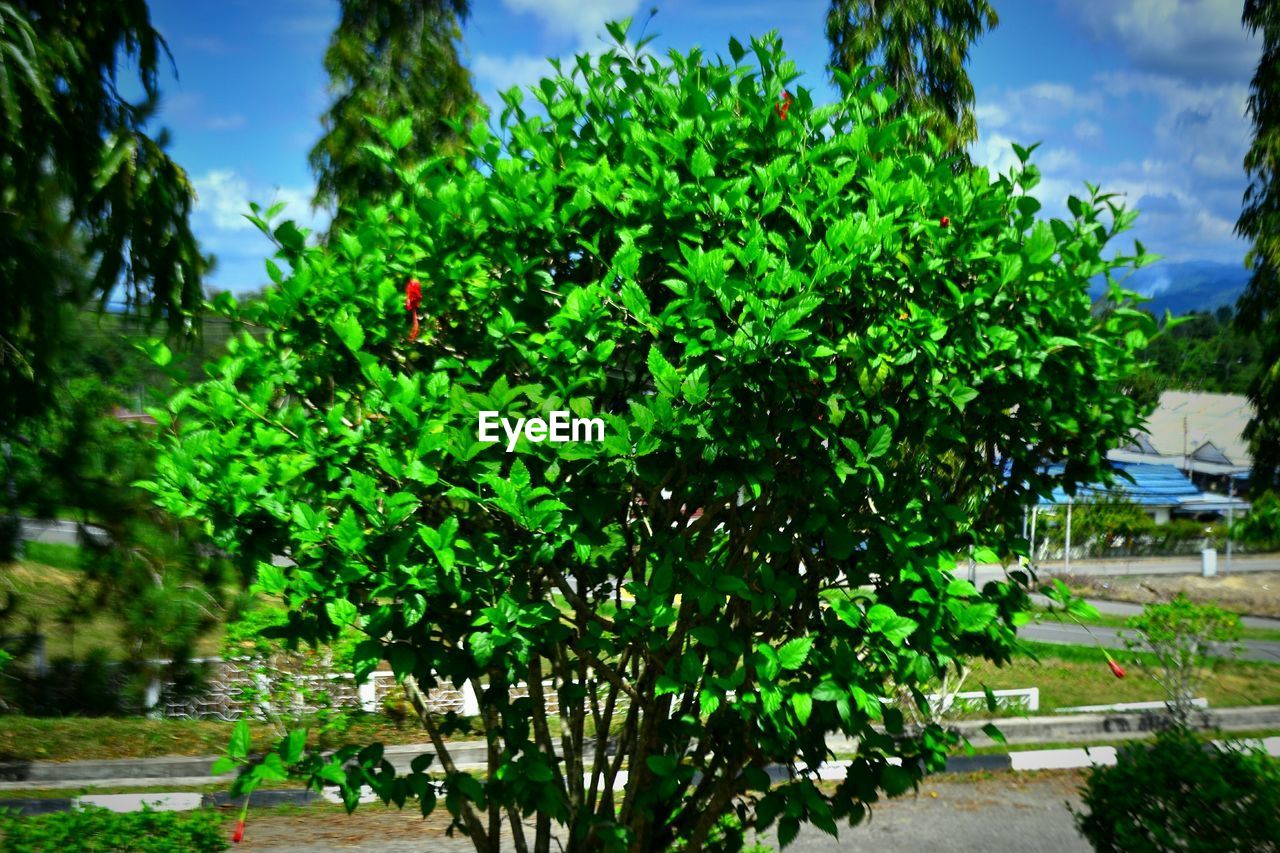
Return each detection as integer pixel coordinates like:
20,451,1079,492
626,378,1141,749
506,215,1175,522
940,216,950,228
775,90,793,120
405,278,422,311
1108,659,1126,679
232,819,246,843
405,278,422,342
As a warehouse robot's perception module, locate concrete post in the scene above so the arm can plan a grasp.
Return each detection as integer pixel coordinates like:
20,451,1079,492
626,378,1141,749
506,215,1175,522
461,680,481,717
1226,476,1235,573
357,678,378,713
1064,496,1073,573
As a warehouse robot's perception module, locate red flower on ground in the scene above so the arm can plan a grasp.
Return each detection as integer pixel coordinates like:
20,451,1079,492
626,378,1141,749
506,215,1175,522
1108,659,1126,679
232,819,246,843
940,216,951,228
405,278,423,342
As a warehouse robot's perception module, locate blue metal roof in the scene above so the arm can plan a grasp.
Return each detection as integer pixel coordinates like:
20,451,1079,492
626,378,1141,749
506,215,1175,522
1035,461,1201,507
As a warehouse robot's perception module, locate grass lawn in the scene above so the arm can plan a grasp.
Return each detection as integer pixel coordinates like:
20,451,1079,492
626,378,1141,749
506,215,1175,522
0,640,1274,762
15,543,83,573
0,714,475,763
969,641,1280,712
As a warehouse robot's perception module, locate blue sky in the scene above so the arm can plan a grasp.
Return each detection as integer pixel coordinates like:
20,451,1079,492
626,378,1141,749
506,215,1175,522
145,0,1261,292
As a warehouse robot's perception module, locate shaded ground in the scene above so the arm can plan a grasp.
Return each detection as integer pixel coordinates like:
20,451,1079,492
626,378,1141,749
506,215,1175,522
219,771,1090,852
1061,572,1280,618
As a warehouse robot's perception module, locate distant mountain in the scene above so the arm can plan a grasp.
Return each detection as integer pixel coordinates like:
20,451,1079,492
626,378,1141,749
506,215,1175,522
1090,260,1250,317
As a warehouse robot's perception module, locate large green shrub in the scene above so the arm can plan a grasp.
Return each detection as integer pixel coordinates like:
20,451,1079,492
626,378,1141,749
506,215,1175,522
144,25,1156,852
0,806,227,853
1074,728,1280,852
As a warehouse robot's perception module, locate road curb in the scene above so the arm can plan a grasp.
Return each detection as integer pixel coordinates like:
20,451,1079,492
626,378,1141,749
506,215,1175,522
3,705,1278,791
3,736,1277,816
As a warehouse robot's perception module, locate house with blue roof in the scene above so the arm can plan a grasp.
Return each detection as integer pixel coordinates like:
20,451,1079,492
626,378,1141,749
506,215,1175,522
1034,461,1243,525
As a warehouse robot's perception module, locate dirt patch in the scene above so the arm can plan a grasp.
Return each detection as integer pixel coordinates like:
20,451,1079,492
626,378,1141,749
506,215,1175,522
1060,573,1280,618
223,802,462,851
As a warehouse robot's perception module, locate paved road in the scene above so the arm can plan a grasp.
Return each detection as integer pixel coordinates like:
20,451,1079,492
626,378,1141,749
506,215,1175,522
1019,618,1280,664
15,517,107,547
973,553,1280,585
233,772,1091,852
1028,594,1280,632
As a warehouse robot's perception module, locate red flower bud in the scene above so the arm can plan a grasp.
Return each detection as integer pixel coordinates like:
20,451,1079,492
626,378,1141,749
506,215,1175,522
939,216,950,228
404,278,423,312
232,819,246,843
1108,660,1126,679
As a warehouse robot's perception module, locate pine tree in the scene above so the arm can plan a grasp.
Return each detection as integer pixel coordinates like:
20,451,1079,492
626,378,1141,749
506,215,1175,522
310,0,477,217
1237,0,1280,491
826,0,998,152
0,1,205,430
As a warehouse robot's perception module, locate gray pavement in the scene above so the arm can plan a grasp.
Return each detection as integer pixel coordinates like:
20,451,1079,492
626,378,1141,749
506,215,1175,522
232,773,1091,851
1028,593,1280,632
974,553,1280,585
1019,618,1280,664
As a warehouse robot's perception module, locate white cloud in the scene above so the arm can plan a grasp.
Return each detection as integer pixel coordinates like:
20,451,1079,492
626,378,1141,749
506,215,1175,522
471,53,557,97
193,170,255,232
501,0,643,47
974,81,1100,139
1099,72,1250,181
192,170,330,291
204,114,248,131
193,170,327,236
1066,0,1260,81
181,36,229,55
1073,119,1102,141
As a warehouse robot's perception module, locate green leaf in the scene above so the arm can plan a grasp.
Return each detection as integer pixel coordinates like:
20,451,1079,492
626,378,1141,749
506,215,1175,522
982,722,1006,745
865,424,891,458
385,117,413,151
777,637,813,670
139,339,172,368
647,346,681,398
691,147,715,179
403,593,427,628
1025,220,1055,265
333,312,364,353
957,602,998,633
645,754,678,777
280,729,307,764
326,598,358,627
229,720,251,760
813,681,844,702
973,546,1000,564
791,692,813,725
881,765,915,797
690,625,720,647
681,364,709,405
255,562,286,595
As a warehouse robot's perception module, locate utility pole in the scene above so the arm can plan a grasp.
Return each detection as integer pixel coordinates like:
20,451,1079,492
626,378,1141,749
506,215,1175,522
1226,474,1235,573
1064,495,1073,574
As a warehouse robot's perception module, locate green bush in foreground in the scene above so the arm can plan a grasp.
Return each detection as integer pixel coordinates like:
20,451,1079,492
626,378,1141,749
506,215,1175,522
145,21,1156,853
0,806,227,853
1074,728,1280,853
